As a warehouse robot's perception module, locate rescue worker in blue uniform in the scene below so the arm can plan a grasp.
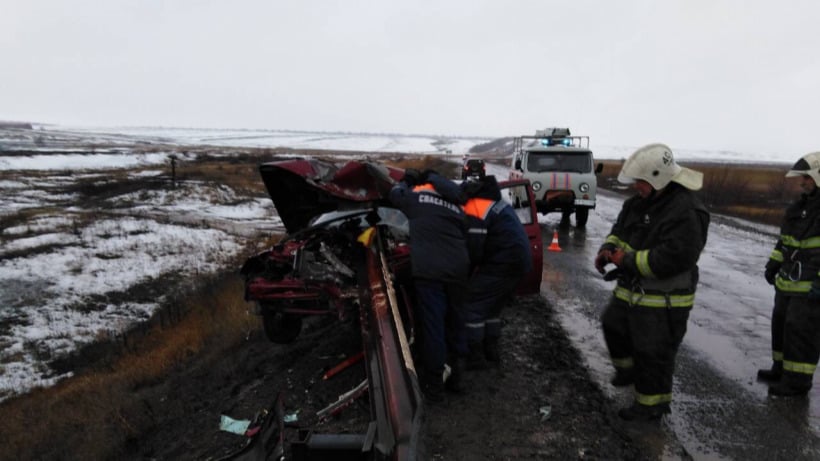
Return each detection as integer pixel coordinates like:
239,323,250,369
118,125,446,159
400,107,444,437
389,168,470,402
758,151,820,397
595,143,710,421
460,175,532,369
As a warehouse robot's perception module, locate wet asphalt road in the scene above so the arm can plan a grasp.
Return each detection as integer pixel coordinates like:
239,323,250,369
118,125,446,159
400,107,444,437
535,189,820,460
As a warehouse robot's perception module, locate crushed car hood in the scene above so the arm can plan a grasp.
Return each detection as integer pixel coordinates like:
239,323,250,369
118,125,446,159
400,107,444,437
260,158,405,233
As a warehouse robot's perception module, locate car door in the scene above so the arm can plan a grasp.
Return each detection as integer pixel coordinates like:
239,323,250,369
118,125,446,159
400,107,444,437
498,179,543,294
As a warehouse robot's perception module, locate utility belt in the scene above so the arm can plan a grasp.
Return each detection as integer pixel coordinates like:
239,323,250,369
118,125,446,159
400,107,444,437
614,270,695,309
775,251,819,294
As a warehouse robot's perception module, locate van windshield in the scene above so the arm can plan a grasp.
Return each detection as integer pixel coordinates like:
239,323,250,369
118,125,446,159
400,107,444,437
526,152,592,173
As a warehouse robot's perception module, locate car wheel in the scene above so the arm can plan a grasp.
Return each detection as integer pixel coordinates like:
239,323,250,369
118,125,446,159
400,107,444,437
575,208,589,228
262,311,303,344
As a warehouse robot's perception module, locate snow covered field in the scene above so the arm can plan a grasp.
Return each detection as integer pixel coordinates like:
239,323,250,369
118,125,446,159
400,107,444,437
0,123,801,401
0,172,278,401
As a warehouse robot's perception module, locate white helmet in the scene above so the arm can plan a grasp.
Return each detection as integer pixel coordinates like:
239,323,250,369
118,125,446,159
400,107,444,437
618,143,703,191
785,151,820,185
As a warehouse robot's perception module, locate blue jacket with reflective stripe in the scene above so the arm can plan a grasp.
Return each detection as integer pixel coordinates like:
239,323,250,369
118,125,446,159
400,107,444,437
389,173,469,282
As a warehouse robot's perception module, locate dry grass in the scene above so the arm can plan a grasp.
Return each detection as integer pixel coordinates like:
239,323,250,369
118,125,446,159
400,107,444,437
597,160,797,226
386,155,462,179
0,273,257,461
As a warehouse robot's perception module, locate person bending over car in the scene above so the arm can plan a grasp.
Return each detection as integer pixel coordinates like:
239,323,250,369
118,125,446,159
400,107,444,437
460,175,532,369
389,168,470,402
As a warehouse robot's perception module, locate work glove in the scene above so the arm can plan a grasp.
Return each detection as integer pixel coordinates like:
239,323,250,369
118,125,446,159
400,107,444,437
594,249,612,274
603,268,623,282
401,168,422,187
809,284,820,301
609,249,626,267
764,266,778,285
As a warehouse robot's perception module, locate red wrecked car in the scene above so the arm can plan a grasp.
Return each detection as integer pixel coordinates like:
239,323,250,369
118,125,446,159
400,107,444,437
241,158,543,344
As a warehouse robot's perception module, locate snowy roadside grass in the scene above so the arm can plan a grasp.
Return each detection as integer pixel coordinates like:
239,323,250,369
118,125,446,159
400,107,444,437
0,155,278,402
0,273,257,461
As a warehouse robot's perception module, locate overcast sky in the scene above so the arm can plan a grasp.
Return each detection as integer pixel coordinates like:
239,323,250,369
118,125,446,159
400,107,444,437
2,0,819,156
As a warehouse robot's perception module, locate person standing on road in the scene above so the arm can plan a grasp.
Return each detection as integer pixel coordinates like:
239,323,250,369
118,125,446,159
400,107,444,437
389,168,470,402
594,143,710,421
758,152,820,397
460,175,533,369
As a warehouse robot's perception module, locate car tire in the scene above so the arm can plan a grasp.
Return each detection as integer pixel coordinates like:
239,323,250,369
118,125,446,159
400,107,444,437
262,311,303,344
575,208,589,228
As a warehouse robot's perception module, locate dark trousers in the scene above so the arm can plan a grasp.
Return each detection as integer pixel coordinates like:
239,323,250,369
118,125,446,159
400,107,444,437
414,278,467,376
601,297,690,404
769,291,788,364
464,271,520,343
778,294,820,387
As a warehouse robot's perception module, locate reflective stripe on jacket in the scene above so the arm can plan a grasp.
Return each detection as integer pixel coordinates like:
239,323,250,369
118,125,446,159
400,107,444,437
770,188,820,295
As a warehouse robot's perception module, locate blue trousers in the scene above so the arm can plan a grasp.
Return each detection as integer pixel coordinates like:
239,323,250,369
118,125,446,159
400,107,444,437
464,271,521,344
414,278,467,375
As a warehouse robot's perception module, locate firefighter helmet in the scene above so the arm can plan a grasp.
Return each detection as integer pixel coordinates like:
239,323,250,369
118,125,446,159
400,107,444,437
617,143,703,191
785,152,820,185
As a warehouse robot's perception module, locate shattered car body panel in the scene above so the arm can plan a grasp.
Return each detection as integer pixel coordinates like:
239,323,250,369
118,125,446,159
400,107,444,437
238,158,421,460
241,159,411,344
258,158,404,233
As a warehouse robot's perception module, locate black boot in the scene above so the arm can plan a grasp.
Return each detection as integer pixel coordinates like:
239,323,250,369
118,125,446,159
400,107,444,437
610,368,635,387
484,337,501,364
768,376,811,397
466,341,488,370
618,402,670,421
419,370,445,403
445,357,466,394
756,362,783,382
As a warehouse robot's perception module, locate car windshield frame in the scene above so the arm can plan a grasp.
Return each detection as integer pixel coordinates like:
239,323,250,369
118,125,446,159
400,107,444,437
308,207,409,236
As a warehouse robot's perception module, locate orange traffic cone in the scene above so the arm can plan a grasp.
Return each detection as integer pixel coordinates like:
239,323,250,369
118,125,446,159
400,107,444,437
547,230,562,252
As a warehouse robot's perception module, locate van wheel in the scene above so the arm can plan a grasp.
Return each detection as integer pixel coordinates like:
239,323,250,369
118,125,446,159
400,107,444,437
575,208,589,228
262,312,303,344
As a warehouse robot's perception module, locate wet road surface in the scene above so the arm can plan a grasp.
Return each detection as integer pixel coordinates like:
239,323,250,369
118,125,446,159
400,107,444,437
537,189,820,460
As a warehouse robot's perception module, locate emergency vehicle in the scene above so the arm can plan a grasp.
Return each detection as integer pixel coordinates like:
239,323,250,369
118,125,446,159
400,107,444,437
509,127,602,227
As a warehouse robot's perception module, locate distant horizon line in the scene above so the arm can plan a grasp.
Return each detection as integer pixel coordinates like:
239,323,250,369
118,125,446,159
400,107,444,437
3,120,499,142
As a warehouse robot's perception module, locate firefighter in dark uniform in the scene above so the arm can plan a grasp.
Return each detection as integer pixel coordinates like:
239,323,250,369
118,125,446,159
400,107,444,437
460,175,532,369
758,151,820,397
389,169,470,402
594,143,710,421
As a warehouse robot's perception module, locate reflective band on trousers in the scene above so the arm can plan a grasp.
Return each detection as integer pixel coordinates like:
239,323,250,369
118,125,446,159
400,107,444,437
614,286,695,308
636,392,672,406
783,360,817,375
